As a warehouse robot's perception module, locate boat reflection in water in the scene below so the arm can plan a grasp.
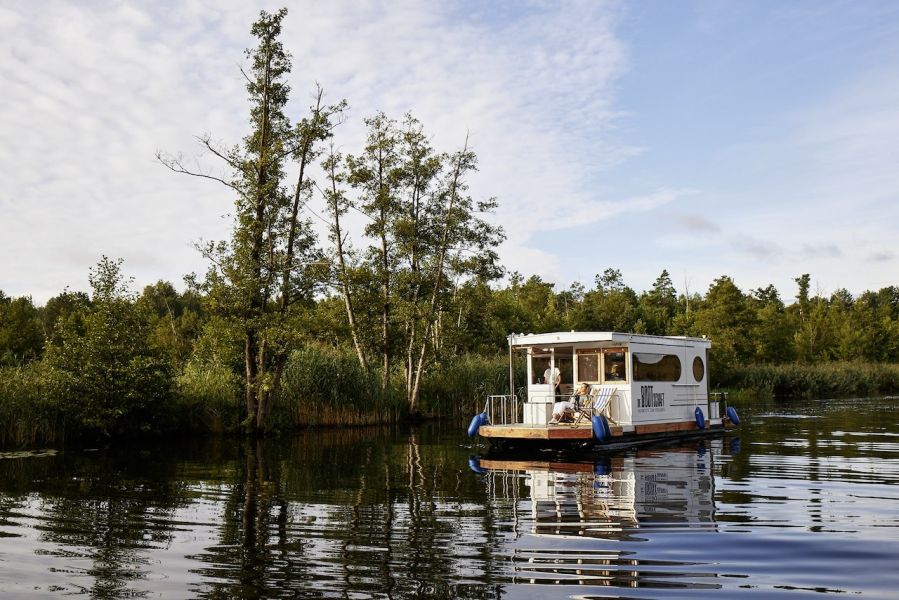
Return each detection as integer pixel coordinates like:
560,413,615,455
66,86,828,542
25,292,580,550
474,439,738,590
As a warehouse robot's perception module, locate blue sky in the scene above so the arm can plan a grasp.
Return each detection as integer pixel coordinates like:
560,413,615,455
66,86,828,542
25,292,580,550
1,0,898,303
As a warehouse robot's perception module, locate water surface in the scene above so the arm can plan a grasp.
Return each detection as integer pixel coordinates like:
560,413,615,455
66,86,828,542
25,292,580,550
1,397,897,598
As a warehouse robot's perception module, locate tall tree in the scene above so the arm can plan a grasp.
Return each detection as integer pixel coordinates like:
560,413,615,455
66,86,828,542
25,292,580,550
691,275,754,366
347,113,402,388
638,269,677,334
322,143,368,371
404,136,503,412
159,9,341,432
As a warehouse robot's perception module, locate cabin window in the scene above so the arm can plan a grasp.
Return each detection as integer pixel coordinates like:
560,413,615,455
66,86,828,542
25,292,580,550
603,349,627,382
633,353,682,382
576,350,600,382
693,356,705,382
531,356,551,384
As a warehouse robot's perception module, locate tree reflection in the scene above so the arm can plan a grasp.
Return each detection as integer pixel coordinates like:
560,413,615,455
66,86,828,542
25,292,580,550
188,425,503,598
0,446,191,598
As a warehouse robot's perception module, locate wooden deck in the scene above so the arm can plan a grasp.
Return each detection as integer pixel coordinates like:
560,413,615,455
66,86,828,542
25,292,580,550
478,422,624,440
479,419,713,441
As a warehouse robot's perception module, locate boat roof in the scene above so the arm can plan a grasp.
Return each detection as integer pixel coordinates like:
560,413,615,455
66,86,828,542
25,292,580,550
508,331,711,349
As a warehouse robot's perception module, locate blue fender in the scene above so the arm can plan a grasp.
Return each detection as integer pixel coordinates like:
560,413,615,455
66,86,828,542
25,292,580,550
467,412,488,437
695,406,706,430
593,457,611,476
468,456,488,474
726,405,741,426
592,415,611,442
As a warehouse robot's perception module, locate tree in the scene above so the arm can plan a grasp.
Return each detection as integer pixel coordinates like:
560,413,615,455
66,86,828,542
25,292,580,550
321,143,368,371
638,269,677,335
572,268,639,332
42,289,90,346
159,9,343,433
402,136,503,412
0,293,44,365
791,274,832,362
691,276,754,367
341,115,503,411
346,112,402,388
44,258,172,436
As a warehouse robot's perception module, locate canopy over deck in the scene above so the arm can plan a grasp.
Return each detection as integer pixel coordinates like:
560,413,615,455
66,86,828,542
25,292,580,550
508,331,711,349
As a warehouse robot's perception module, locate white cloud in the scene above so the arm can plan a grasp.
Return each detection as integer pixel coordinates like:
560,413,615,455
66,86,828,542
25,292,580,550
0,0,638,302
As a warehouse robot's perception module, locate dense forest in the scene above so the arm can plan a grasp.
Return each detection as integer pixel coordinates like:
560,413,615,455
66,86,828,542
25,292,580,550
2,9,898,447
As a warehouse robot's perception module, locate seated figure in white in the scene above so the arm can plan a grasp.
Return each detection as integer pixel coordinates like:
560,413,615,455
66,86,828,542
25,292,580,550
550,382,590,424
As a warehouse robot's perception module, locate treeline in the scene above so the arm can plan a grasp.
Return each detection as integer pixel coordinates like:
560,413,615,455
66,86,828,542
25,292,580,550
5,269,899,372
3,263,899,445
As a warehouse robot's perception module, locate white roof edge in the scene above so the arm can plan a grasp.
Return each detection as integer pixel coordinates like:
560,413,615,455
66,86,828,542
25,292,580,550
507,331,711,347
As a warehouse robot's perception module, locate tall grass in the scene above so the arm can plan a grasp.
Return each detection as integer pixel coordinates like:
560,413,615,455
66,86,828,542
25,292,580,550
715,361,899,399
417,354,525,417
277,346,406,427
0,363,60,447
6,346,898,449
174,360,242,432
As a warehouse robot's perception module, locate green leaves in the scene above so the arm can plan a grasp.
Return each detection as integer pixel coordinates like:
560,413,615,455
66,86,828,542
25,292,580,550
43,258,174,437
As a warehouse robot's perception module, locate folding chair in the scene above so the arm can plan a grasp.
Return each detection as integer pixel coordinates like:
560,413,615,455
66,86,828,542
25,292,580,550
572,385,615,427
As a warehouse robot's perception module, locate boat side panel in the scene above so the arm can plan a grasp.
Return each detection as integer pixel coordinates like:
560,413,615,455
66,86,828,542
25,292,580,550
628,342,709,426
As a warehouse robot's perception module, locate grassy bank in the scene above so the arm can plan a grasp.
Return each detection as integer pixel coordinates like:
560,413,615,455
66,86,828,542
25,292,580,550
0,347,516,447
5,352,899,449
0,364,59,447
713,361,899,399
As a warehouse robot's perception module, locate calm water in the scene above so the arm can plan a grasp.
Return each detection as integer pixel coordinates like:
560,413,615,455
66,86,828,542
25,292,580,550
1,397,898,599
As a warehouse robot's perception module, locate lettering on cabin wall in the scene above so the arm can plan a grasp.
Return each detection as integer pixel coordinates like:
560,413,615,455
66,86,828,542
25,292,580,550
641,472,669,499
637,385,665,412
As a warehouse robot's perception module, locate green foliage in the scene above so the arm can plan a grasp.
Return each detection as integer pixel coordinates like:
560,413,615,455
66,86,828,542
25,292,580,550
43,257,174,437
278,345,405,427
0,293,44,365
42,290,90,346
417,354,525,417
137,280,205,366
175,360,242,432
715,361,899,399
0,362,57,447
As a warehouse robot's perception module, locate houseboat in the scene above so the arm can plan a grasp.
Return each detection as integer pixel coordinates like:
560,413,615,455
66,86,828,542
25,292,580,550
467,332,739,450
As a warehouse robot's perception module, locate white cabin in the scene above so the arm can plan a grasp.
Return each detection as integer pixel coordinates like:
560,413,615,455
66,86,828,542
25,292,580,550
511,331,715,430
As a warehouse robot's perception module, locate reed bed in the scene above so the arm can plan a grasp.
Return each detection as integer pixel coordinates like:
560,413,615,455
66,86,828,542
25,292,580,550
174,360,243,432
715,361,899,399
417,354,526,417
277,347,406,428
5,345,899,449
0,364,60,447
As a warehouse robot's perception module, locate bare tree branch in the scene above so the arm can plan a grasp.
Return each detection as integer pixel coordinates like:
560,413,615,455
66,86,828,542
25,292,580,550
155,150,241,192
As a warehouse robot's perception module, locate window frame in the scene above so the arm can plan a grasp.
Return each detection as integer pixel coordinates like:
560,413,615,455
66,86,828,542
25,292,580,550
633,352,682,382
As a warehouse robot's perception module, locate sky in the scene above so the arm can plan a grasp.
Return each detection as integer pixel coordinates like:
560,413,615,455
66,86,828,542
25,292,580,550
2,0,898,304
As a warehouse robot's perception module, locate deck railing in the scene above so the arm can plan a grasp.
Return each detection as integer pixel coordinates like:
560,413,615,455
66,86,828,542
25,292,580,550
485,394,521,425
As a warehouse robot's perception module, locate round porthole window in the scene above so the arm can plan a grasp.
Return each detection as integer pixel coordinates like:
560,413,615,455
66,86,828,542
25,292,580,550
693,356,705,382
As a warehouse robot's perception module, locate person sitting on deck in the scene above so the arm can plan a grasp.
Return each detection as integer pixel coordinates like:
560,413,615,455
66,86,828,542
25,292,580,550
549,382,590,425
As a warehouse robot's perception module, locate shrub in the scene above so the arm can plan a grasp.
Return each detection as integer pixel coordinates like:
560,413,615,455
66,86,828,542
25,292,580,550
43,258,175,437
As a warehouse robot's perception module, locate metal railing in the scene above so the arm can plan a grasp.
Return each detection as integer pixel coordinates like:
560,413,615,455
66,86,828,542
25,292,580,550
485,394,521,425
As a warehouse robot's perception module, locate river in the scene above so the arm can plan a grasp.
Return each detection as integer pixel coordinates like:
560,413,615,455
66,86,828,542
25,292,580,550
1,397,897,598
